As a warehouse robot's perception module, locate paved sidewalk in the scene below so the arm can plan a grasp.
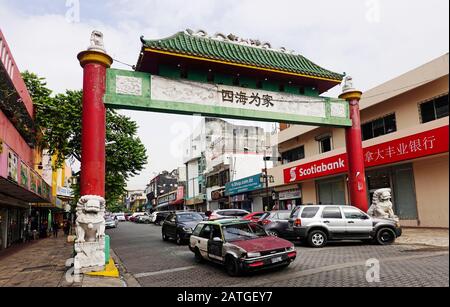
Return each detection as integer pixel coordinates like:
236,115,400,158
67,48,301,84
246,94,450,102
396,228,449,247
0,233,125,287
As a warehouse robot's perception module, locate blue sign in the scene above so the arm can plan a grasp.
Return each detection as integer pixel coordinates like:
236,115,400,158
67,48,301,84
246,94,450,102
225,174,263,196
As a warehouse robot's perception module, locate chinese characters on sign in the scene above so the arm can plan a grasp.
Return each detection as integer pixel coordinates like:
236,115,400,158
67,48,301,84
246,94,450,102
221,90,274,108
364,136,437,164
283,126,448,184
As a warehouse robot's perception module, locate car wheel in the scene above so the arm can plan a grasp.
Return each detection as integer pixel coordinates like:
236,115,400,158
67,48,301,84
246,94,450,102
376,228,396,245
307,230,327,248
267,230,279,237
162,231,168,241
225,256,241,277
194,248,204,263
176,233,183,245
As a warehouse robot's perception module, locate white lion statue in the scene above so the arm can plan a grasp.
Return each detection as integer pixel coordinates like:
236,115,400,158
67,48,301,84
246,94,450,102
75,195,105,243
367,188,399,222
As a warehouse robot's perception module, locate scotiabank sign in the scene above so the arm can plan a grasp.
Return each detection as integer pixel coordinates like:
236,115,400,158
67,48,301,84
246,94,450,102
284,125,449,183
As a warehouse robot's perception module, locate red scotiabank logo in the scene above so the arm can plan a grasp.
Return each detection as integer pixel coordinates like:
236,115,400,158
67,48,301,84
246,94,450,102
284,125,449,184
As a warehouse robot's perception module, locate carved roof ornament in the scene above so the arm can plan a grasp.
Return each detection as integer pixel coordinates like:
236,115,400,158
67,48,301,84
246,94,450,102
88,30,106,53
342,75,355,93
184,28,296,54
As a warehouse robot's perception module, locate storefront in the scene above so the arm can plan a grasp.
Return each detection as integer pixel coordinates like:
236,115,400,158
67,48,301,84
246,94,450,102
276,188,302,210
208,187,228,210
277,125,449,227
225,174,265,212
185,195,207,212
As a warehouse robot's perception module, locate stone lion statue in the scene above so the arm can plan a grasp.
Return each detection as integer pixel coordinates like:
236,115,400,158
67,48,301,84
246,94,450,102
75,195,105,243
367,188,399,222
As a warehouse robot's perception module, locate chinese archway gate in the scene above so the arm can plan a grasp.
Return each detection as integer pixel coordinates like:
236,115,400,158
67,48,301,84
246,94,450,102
75,30,367,273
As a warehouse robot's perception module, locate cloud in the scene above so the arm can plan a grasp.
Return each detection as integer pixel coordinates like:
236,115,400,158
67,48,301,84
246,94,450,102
1,0,448,189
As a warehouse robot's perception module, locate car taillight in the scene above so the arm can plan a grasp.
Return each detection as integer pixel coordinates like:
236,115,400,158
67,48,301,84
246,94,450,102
294,218,302,226
287,252,297,258
261,219,271,225
248,261,265,267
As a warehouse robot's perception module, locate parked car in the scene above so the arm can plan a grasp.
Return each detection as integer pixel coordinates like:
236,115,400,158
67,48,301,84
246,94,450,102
149,211,158,223
162,212,205,244
208,209,250,220
129,212,147,222
136,213,152,224
288,205,402,248
154,211,172,226
189,219,297,276
114,213,126,222
258,210,296,239
242,211,266,222
105,216,118,229
124,213,131,221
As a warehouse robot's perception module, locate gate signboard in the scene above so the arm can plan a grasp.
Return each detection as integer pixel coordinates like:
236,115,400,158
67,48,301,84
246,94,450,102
104,68,352,127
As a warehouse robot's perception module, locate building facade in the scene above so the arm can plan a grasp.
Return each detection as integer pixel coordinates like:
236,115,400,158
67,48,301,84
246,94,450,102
0,29,53,251
268,54,449,228
182,117,275,212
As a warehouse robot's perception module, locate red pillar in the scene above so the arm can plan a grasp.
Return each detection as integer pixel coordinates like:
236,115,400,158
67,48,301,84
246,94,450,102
77,50,113,197
340,90,368,212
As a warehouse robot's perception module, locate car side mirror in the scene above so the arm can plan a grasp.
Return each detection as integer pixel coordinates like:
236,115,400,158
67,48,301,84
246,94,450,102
213,237,223,242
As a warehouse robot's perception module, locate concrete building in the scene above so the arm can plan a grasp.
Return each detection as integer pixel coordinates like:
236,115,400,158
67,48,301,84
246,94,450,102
0,29,54,251
268,54,449,228
183,117,275,212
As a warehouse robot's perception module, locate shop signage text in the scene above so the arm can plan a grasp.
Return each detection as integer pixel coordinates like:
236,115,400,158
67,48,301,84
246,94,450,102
104,68,352,127
284,126,449,183
225,173,263,196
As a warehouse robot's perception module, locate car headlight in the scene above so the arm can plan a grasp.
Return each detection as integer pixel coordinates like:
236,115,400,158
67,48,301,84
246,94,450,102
286,246,295,252
182,227,192,233
247,252,261,258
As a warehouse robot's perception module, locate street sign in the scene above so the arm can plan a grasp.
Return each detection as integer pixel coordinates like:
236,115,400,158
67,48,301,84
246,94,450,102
104,68,352,127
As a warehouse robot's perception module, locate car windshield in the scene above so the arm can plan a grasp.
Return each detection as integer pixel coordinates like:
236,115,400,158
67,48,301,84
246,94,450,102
177,213,204,222
223,222,267,242
105,217,114,222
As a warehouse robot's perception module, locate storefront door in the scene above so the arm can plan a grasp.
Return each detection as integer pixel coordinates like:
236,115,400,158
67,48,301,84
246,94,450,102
0,208,7,250
317,177,346,205
366,164,418,220
392,165,418,220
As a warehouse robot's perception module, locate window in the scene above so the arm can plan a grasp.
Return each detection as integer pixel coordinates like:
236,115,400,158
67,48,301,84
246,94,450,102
301,207,320,218
193,224,204,236
321,207,342,219
211,225,222,239
362,114,397,141
278,212,291,220
420,94,449,123
342,207,367,219
199,224,212,239
318,136,332,153
281,145,305,164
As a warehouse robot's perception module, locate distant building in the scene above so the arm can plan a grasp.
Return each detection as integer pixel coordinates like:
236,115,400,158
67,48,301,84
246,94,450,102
145,169,183,212
182,117,276,212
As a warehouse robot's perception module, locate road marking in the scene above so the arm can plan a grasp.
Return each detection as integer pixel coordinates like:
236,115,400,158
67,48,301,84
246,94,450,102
229,251,449,287
134,266,196,278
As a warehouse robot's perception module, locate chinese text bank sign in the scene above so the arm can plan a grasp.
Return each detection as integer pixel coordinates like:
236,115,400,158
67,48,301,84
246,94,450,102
104,69,351,127
284,125,449,183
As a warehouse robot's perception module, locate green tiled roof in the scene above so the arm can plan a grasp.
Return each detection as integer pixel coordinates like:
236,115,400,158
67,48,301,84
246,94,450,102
141,32,344,82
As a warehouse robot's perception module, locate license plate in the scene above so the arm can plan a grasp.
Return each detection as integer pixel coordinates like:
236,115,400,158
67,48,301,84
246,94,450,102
271,256,282,263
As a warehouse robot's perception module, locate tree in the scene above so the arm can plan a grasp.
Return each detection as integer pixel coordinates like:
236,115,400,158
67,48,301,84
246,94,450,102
22,71,148,207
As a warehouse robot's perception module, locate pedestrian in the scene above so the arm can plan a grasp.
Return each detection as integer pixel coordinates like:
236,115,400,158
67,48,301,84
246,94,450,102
52,220,59,238
63,220,70,235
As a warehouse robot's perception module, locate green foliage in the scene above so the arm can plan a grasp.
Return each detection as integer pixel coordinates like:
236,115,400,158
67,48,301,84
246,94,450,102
22,71,148,208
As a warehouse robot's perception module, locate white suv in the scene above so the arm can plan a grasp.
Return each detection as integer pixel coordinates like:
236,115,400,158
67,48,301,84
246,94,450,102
288,205,402,248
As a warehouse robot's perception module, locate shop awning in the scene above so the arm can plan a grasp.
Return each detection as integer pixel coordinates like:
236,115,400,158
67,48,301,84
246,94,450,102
0,177,50,203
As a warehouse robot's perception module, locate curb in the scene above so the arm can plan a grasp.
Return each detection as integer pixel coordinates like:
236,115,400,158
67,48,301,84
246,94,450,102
110,249,141,287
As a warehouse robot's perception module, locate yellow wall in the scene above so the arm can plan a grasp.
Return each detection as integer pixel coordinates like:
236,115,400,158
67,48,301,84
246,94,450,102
413,154,449,228
301,180,317,204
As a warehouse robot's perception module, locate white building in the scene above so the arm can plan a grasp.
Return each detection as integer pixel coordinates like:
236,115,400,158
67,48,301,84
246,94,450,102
183,117,276,212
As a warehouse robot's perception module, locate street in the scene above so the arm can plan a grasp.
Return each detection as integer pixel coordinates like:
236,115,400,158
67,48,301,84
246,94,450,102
108,222,449,287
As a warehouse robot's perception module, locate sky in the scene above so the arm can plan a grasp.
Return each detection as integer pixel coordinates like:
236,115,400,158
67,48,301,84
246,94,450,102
0,0,448,190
